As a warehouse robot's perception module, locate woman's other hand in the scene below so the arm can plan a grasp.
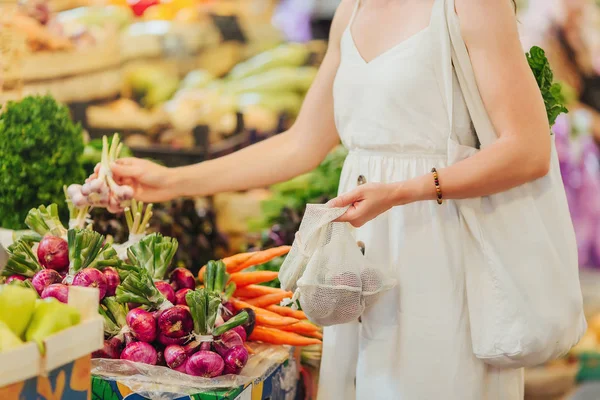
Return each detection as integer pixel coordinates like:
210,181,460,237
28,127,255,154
328,183,398,227
111,158,176,203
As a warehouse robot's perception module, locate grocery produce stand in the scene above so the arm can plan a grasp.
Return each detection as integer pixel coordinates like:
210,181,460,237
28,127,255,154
91,344,297,400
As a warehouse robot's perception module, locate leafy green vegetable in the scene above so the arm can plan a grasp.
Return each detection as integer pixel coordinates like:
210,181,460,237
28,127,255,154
526,46,568,128
0,95,86,229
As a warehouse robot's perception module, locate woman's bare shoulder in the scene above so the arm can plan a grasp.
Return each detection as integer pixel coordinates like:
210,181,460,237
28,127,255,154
328,0,356,45
454,0,517,40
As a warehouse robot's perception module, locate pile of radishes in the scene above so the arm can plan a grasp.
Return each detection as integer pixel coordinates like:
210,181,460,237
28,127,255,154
67,134,134,213
92,242,254,378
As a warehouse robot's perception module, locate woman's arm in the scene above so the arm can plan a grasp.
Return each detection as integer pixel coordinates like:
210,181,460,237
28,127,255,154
112,1,354,202
333,0,553,225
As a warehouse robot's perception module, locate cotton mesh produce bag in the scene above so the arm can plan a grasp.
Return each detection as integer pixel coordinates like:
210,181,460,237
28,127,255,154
279,204,396,326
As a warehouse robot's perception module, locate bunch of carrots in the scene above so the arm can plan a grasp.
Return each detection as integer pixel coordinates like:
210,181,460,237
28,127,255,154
198,246,323,347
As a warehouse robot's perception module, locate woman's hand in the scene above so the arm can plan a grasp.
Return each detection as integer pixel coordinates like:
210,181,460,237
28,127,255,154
328,183,399,227
110,158,176,203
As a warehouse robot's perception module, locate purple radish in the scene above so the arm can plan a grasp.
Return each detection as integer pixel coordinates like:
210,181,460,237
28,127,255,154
120,342,158,365
37,236,69,272
32,269,62,295
103,267,120,297
155,281,176,304
175,288,192,305
126,308,157,343
73,268,108,299
170,268,195,291
185,351,224,378
223,345,249,375
157,305,193,338
41,283,69,303
213,330,243,357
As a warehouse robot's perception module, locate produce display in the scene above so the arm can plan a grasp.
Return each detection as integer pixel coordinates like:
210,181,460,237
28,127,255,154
0,285,81,354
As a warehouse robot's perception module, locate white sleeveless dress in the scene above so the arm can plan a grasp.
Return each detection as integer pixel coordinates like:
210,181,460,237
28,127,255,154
317,1,525,399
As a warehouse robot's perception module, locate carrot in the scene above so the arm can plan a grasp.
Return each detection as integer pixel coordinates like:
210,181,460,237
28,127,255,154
276,321,320,336
198,252,254,282
266,305,308,320
249,326,322,346
230,298,299,327
244,343,255,355
228,246,292,273
228,271,279,287
234,284,284,298
247,291,293,308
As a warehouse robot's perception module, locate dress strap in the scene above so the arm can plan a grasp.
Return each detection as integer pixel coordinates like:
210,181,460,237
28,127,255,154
349,0,361,27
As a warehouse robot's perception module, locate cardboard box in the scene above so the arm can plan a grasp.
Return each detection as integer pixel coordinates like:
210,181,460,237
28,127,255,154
91,348,298,400
0,286,104,400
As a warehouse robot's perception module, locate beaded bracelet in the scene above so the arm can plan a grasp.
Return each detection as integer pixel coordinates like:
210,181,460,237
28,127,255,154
431,168,443,205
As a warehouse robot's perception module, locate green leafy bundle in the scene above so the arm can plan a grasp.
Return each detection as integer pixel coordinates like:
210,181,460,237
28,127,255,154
526,46,568,127
0,95,86,229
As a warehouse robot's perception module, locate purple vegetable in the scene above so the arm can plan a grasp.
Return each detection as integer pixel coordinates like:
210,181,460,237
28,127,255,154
127,308,157,343
213,330,243,357
41,283,69,303
170,268,196,291
73,268,108,299
5,275,26,284
157,332,187,346
200,341,212,352
155,281,176,304
175,288,192,306
103,267,120,297
240,308,256,337
157,305,193,338
37,236,69,272
32,269,62,295
164,345,189,369
223,345,249,375
221,301,235,321
185,350,224,377
93,337,124,359
230,326,247,342
120,342,158,365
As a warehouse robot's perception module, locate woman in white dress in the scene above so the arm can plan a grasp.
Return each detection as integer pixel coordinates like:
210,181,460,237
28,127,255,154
112,0,549,398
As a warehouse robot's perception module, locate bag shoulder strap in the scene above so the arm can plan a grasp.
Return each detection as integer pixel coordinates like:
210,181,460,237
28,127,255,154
443,0,499,148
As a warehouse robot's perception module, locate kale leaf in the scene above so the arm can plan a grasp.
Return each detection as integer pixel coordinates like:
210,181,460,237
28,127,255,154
526,46,568,128
0,95,86,229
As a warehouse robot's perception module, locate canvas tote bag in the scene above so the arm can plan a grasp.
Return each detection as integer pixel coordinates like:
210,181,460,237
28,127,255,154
431,0,587,368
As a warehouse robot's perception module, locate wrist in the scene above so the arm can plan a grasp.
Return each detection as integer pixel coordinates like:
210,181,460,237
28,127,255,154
390,174,438,205
168,166,189,198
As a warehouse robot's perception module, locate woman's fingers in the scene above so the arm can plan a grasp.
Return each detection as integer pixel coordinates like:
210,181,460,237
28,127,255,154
327,188,363,208
111,158,144,179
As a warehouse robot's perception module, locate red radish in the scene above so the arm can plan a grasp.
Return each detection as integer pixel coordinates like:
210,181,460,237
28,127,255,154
230,326,247,342
5,275,26,284
32,269,62,295
222,302,235,321
103,267,120,297
41,284,69,303
127,308,157,343
164,345,188,369
175,288,192,306
200,341,212,352
73,268,108,299
157,332,186,346
155,281,176,304
157,305,193,338
37,236,69,272
170,268,195,291
213,330,243,357
93,337,124,359
185,351,224,377
223,345,249,375
120,342,158,365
